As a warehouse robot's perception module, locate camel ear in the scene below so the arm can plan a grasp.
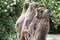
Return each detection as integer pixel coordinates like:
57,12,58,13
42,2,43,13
29,2,38,8
24,2,30,9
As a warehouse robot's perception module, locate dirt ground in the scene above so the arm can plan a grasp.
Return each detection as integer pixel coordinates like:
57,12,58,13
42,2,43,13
46,34,60,40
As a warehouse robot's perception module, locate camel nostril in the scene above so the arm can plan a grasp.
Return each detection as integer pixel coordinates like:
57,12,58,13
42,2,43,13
47,9,51,15
48,9,51,13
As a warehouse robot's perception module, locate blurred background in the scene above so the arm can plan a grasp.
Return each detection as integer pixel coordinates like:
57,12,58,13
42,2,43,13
0,0,60,40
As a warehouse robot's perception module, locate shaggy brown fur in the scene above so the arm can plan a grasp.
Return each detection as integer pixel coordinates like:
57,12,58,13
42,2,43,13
20,2,38,40
28,7,50,40
15,2,30,40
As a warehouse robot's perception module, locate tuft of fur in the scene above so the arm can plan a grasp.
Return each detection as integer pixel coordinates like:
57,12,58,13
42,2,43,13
15,2,30,40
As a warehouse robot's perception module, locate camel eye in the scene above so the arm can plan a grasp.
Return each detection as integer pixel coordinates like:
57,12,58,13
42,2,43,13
40,10,43,13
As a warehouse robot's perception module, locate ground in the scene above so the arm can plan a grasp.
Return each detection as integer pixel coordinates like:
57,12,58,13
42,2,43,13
46,34,60,40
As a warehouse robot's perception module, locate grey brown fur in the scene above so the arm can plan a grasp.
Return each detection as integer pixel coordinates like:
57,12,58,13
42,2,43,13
28,7,50,40
20,2,38,40
16,2,50,40
16,2,30,40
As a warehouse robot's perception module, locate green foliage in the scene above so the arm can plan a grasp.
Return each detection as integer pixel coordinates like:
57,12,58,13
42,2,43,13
0,0,22,40
0,0,25,40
